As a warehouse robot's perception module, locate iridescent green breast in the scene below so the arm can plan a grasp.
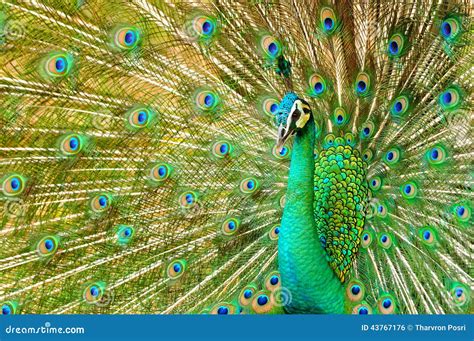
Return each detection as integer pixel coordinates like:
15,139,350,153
313,133,369,282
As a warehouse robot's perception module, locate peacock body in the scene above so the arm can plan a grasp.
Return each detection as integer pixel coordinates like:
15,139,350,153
0,0,472,315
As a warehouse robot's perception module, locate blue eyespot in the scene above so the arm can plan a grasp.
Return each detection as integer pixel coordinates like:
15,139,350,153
351,285,361,295
314,82,324,94
440,18,461,40
244,290,253,299
257,295,268,306
270,103,278,113
389,41,398,54
275,227,279,234
394,101,402,113
387,152,393,160
240,178,259,194
423,231,431,240
358,307,368,314
124,30,136,46
381,235,387,243
113,27,140,50
10,178,20,191
324,18,334,30
167,260,186,279
90,286,99,297
268,42,278,55
260,36,281,59
442,22,451,37
204,94,215,107
217,306,229,315
357,81,366,93
202,20,214,35
2,305,11,315
270,276,279,285
383,299,391,308
60,134,84,155
363,234,368,241
55,57,67,73
44,239,54,251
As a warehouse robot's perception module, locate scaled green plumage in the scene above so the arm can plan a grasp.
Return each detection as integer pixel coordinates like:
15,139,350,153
0,0,472,315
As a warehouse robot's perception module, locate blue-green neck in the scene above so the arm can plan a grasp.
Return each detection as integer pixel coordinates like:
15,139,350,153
278,117,344,313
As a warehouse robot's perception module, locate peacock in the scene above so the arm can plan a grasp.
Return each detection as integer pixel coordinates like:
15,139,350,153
0,0,472,316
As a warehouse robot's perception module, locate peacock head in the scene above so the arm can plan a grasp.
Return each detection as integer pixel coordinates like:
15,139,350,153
275,92,312,149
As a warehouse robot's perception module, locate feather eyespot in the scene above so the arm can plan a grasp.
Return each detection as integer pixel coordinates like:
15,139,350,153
354,72,370,96
113,27,140,50
376,203,388,218
251,291,273,314
1,174,26,197
383,147,401,166
1,301,17,315
323,134,335,149
378,233,393,249
179,191,198,208
346,280,365,302
193,16,216,38
452,203,470,222
260,35,281,58
450,283,469,306
333,107,349,126
390,96,409,116
83,282,105,303
36,236,59,256
419,226,436,246
211,302,237,315
195,90,220,111
400,181,418,200
264,272,281,291
212,141,232,158
126,107,154,129
150,163,172,182
239,285,257,306
90,193,112,213
167,260,186,280
360,121,375,139
43,53,73,78
240,177,259,194
369,176,382,191
59,134,83,155
362,149,373,162
222,217,240,236
439,87,461,110
269,225,280,241
387,34,405,57
426,145,447,165
320,7,337,34
352,303,372,315
377,294,396,314
262,98,279,117
117,225,134,245
361,230,373,248
441,18,461,40
273,145,290,159
309,74,327,97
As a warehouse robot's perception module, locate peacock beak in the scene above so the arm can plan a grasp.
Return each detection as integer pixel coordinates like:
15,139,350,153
276,122,295,151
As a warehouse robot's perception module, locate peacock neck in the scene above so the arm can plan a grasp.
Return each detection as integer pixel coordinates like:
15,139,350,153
278,117,344,314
